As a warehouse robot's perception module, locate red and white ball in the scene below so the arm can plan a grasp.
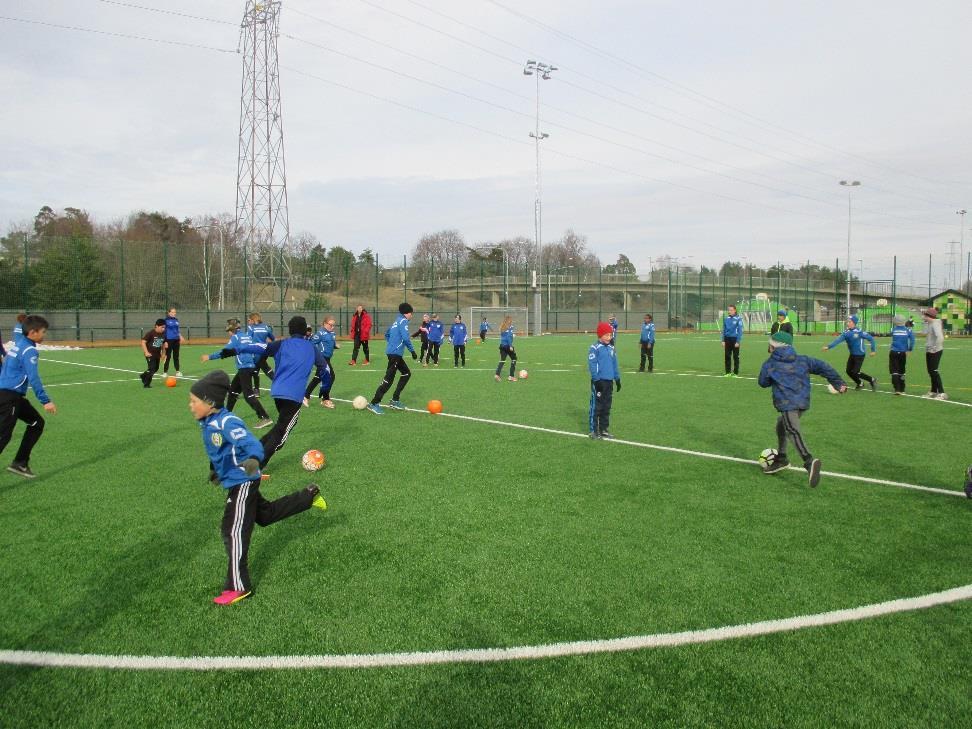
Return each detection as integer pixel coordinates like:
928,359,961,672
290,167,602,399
301,449,326,471
518,369,528,380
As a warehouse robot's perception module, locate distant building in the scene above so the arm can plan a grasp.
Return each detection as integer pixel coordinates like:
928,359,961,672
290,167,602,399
921,289,971,334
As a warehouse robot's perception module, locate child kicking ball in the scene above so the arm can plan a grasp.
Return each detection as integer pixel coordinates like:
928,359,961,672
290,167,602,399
758,331,846,487
189,370,327,605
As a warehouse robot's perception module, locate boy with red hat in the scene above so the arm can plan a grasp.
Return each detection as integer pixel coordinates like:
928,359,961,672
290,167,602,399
588,322,621,439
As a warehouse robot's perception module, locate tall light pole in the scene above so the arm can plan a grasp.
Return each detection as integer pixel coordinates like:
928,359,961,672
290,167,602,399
524,59,556,335
840,180,861,312
957,209,966,290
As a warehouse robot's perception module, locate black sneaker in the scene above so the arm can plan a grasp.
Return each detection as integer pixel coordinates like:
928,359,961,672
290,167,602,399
763,458,790,474
870,379,878,392
599,431,615,440
7,462,35,479
807,458,822,488
589,431,600,440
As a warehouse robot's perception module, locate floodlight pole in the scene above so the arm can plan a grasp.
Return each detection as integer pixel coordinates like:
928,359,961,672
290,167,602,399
840,180,861,313
524,59,556,335
957,209,966,290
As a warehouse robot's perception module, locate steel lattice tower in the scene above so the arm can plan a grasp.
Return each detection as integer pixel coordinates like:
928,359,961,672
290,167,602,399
235,0,290,304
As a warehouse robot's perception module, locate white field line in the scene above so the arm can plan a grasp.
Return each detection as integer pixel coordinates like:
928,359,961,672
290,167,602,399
2,583,969,671
37,358,965,497
46,378,140,388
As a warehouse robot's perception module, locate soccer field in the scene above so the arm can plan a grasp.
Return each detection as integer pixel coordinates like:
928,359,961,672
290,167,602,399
1,333,970,728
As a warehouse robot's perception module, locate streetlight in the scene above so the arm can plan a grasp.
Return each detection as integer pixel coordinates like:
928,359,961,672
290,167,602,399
957,209,966,290
197,221,225,310
524,59,556,335
839,180,861,312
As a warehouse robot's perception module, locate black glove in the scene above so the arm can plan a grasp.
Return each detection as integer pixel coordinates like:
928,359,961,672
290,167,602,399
615,379,621,392
241,458,260,477
411,350,418,360
208,469,219,485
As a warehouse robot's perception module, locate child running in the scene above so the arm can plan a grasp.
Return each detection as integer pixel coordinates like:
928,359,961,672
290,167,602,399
367,303,417,414
589,322,621,439
822,315,877,390
888,314,915,395
759,330,846,487
449,314,468,367
494,315,518,382
189,370,326,606
247,313,275,392
201,319,273,428
305,317,339,408
214,316,325,468
638,314,655,372
140,319,168,388
0,315,56,478
479,317,491,343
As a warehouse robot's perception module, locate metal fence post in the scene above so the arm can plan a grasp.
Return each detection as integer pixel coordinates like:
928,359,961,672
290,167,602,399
120,239,127,339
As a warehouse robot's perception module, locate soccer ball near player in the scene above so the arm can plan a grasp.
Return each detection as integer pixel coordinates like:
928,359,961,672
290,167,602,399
165,376,178,388
352,396,368,410
758,448,779,471
301,449,326,471
518,369,528,380
427,399,443,414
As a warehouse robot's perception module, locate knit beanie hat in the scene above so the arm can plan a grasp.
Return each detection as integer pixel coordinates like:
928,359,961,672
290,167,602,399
190,370,231,409
847,314,858,325
892,314,906,326
288,315,307,336
399,302,414,315
777,309,787,316
769,330,793,348
596,322,613,338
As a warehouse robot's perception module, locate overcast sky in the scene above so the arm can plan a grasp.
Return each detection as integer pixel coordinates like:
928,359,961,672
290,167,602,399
1,0,971,286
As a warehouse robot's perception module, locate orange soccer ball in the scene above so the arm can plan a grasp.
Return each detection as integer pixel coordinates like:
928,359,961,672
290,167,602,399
165,376,178,388
427,399,443,414
301,449,326,471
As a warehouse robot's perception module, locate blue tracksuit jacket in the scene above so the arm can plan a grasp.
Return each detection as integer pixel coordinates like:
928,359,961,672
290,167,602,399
198,408,264,488
247,323,274,344
232,337,324,403
209,331,256,370
311,328,337,359
640,322,655,344
722,314,744,342
164,316,181,340
427,320,445,344
0,334,50,404
480,320,491,333
385,315,417,357
500,326,515,348
826,327,876,356
450,323,468,346
588,342,620,382
758,346,845,412
889,325,915,353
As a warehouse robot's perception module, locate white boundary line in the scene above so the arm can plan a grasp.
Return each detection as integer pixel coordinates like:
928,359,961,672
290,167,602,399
349,401,966,499
35,359,965,498
2,583,969,670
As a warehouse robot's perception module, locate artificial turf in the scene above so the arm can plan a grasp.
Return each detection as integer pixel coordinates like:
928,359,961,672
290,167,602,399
0,332,969,727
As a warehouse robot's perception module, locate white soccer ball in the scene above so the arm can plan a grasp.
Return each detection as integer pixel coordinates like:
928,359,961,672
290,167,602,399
758,448,779,470
518,369,528,379
352,395,368,410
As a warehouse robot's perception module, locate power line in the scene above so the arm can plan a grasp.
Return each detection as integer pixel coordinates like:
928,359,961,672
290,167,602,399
341,0,963,209
482,0,968,191
95,0,235,26
0,14,237,53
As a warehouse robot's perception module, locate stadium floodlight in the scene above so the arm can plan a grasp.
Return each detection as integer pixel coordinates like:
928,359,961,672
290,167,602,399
523,59,557,336
840,180,861,312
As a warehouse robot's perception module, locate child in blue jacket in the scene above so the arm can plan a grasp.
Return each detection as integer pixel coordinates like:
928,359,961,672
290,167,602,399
823,315,877,390
304,316,339,408
759,331,846,487
189,370,326,606
494,315,518,382
589,322,621,439
721,305,744,377
639,314,655,372
888,314,915,395
479,317,491,343
449,314,468,367
201,319,272,428
426,313,445,366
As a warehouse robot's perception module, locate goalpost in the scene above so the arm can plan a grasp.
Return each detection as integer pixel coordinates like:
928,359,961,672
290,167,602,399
469,307,529,336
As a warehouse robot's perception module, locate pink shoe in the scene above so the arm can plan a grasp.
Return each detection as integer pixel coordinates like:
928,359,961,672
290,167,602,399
213,589,251,605
321,399,335,409
508,376,517,381
362,360,370,366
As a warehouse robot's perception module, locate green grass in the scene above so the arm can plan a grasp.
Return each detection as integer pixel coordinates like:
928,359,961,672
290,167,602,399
1,333,970,728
